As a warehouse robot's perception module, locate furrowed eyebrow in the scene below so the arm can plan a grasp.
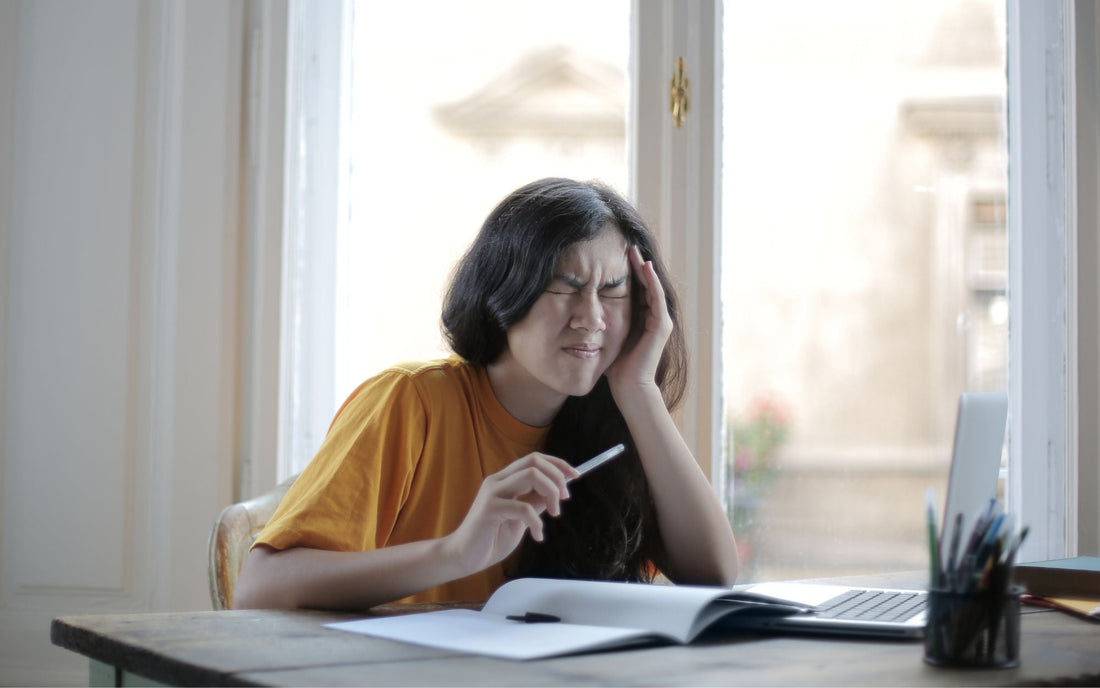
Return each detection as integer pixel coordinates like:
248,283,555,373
551,273,586,288
550,274,629,290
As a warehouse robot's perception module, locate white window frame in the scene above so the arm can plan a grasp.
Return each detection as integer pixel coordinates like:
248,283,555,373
238,0,290,499
236,0,349,494
277,0,347,484
631,0,723,484
1005,0,1090,562
256,0,1097,556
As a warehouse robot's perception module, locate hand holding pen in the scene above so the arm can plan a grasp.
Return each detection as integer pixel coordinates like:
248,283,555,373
446,444,628,577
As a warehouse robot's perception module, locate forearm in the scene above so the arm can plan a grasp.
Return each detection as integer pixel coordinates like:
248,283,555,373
234,451,577,611
234,537,467,611
615,382,739,586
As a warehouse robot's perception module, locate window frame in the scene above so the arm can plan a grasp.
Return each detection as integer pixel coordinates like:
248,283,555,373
631,0,724,484
1004,0,1087,562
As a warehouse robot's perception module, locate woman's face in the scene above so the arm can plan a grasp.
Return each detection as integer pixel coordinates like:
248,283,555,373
499,226,633,413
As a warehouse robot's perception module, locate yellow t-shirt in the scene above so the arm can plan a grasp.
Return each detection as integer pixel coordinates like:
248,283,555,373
254,357,548,604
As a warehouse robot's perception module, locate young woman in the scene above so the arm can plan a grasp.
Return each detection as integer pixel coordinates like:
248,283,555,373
234,178,738,610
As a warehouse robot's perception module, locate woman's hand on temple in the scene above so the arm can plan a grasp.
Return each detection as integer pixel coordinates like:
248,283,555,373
444,453,579,577
606,245,673,395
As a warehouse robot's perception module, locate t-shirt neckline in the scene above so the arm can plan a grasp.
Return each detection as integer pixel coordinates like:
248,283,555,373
472,362,550,446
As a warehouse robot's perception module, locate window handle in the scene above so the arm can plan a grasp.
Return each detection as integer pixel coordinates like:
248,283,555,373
670,57,690,128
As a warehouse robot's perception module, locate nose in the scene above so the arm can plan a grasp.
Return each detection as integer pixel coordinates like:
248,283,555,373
570,292,606,333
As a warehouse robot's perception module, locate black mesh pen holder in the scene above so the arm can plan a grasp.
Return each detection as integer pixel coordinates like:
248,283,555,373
923,587,1022,669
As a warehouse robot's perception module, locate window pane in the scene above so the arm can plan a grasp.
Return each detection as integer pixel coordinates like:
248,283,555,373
721,0,1008,581
335,0,630,411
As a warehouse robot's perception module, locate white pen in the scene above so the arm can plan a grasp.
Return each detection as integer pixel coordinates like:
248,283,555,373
571,443,627,480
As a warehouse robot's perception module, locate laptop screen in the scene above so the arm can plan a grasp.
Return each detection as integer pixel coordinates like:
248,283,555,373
940,393,1008,548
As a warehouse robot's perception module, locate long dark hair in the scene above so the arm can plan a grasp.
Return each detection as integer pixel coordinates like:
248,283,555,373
441,178,687,582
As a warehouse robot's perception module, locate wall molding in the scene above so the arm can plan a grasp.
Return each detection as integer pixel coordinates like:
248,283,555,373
137,0,187,609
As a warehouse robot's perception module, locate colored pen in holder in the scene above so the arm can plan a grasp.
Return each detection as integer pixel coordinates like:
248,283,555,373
923,493,1027,669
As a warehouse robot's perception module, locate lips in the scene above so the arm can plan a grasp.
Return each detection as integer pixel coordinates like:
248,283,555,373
563,344,601,359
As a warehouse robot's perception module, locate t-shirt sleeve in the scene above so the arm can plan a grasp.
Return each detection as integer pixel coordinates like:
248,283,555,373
254,369,428,553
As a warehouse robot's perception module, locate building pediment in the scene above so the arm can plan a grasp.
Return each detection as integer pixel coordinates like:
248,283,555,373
434,46,625,139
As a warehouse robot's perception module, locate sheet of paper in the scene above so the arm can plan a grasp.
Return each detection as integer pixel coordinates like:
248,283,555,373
326,609,653,661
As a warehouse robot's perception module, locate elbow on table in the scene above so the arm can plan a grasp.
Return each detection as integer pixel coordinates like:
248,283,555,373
231,574,264,610
233,546,296,610
698,557,740,588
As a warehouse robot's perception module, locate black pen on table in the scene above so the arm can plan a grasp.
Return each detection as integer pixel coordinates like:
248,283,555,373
506,612,561,623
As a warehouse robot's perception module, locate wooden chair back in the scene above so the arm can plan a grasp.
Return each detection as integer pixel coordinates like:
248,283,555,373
207,475,297,610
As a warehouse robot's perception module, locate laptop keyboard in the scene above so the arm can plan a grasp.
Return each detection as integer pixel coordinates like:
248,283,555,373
817,590,926,623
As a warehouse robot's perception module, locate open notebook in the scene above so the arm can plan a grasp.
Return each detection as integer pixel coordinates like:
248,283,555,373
732,392,1009,638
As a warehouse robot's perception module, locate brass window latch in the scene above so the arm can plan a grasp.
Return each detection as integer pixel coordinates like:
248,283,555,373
670,57,690,128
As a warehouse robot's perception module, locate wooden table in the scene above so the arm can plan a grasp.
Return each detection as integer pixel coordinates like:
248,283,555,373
52,574,1100,687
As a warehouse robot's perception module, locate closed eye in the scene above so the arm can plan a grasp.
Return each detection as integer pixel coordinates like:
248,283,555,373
546,285,580,296
599,277,630,299
548,275,584,295
547,275,629,297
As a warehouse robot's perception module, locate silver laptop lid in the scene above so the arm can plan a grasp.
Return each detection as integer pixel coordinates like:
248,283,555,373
941,392,1008,550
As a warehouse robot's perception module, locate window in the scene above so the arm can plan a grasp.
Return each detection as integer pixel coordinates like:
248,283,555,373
272,0,1086,561
281,0,630,476
721,0,1009,581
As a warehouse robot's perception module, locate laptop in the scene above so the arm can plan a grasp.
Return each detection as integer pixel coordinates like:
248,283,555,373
728,392,1009,639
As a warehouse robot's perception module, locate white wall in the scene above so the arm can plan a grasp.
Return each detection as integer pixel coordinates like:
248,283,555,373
0,1,248,683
